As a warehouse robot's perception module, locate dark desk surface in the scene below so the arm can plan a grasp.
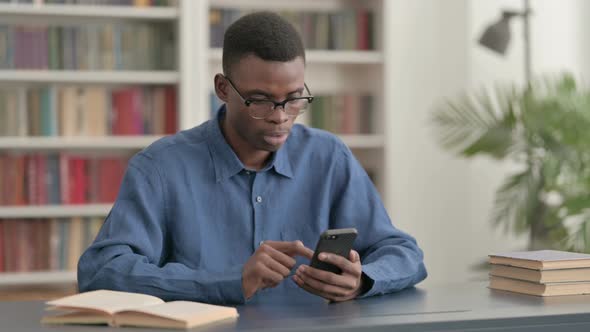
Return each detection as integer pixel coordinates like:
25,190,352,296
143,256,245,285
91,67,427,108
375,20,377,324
3,281,590,331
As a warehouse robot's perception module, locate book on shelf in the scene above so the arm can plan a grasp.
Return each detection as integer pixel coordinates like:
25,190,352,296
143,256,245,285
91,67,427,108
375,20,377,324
0,217,103,273
1,1,178,6
0,153,128,205
209,8,374,50
490,264,590,283
0,85,177,137
489,276,590,297
489,250,590,270
0,23,175,71
41,290,239,330
309,94,375,135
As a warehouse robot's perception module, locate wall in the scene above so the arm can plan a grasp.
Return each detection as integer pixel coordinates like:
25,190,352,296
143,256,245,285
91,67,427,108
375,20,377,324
385,0,495,286
383,0,590,285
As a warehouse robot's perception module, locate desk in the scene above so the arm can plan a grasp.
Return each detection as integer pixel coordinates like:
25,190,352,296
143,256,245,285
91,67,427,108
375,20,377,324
2,281,590,331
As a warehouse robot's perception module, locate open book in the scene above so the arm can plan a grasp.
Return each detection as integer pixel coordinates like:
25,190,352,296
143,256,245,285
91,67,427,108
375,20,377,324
41,290,239,330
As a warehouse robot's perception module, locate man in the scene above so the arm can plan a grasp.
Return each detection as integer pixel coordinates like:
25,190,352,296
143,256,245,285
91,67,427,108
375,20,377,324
78,12,427,305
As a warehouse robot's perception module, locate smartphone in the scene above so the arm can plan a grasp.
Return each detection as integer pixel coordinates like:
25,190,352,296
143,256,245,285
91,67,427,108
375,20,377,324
310,228,358,274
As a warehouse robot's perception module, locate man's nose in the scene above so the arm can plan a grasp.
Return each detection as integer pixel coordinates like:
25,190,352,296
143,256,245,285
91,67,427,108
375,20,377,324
267,105,289,123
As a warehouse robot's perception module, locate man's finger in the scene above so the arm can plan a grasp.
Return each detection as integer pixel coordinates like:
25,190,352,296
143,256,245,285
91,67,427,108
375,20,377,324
293,274,333,300
294,270,349,297
263,240,314,259
318,252,361,276
297,265,357,290
349,250,360,263
260,265,285,287
259,244,296,269
260,252,292,277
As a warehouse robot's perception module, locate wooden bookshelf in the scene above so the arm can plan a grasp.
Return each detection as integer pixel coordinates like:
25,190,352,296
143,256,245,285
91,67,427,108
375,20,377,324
209,48,384,65
0,271,76,286
0,70,179,84
340,135,384,149
0,3,178,21
0,136,162,150
0,204,111,219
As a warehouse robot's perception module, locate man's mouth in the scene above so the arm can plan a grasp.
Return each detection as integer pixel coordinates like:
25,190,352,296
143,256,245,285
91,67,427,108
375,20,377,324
263,132,289,146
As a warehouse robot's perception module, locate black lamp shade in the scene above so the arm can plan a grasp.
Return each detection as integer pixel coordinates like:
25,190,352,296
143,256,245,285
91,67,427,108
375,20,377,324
478,17,511,55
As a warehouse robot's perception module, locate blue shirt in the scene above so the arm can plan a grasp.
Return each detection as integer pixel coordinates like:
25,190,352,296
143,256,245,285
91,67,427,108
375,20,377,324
78,106,427,305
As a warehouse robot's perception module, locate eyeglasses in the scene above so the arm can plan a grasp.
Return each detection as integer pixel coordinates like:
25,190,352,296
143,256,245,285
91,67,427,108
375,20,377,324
224,76,314,120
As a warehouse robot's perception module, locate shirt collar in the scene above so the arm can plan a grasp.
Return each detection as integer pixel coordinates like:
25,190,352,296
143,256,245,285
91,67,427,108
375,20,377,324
207,105,293,182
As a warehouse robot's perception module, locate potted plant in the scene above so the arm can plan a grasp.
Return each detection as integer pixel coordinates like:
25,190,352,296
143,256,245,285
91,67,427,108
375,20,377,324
432,73,590,253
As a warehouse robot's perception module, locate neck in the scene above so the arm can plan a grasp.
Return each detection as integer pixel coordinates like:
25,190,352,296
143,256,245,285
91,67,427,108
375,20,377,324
220,117,270,171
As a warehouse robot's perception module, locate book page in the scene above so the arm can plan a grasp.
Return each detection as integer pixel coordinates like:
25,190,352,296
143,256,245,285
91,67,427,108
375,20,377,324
47,290,165,315
116,301,238,325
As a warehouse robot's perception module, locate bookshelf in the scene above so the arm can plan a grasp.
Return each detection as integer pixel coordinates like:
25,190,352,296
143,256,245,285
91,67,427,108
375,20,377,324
0,136,163,150
0,204,111,219
0,271,76,286
209,48,384,64
0,0,390,286
0,3,179,20
0,0,188,286
0,70,179,84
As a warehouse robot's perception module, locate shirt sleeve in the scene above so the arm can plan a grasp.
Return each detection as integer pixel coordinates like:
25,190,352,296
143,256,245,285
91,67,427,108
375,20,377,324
77,153,246,305
329,144,428,298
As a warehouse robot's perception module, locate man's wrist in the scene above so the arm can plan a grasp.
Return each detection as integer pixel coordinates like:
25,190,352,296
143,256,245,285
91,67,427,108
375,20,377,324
357,272,374,297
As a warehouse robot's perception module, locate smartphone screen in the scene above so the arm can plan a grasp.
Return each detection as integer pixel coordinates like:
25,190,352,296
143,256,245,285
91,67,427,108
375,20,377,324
310,228,357,274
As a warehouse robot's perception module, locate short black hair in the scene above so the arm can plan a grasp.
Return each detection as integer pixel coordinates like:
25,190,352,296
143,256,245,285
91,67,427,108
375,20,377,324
222,11,305,77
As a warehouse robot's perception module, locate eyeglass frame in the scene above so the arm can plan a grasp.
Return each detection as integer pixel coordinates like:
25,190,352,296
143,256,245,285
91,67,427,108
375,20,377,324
223,75,314,120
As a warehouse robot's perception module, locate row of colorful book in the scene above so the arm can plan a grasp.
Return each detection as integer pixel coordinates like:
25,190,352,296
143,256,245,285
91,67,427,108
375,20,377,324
0,217,103,273
0,86,177,137
1,0,177,5
210,8,374,50
310,95,375,135
0,23,175,70
0,153,129,206
488,250,590,296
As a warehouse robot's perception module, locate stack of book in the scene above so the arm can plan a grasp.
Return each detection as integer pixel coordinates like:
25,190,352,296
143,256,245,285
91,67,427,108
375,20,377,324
488,250,590,296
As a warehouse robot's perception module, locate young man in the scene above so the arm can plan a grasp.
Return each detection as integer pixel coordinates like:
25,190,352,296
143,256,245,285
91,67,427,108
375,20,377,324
78,12,427,305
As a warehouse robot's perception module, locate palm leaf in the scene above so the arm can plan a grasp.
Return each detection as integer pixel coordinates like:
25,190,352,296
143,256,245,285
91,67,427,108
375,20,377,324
433,73,590,251
491,166,543,234
432,85,519,159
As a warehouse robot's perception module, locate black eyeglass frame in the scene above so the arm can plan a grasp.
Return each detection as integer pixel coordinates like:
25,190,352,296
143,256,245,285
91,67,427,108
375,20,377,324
224,75,314,119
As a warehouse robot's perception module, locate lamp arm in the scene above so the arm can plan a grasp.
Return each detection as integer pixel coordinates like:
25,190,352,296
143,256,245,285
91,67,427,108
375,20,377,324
523,0,532,86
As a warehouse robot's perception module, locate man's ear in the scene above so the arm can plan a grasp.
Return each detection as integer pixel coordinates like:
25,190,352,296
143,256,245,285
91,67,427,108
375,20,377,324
214,74,229,103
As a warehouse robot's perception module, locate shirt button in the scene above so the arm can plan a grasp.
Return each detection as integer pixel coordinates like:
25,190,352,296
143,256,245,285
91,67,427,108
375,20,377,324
256,196,262,203
259,241,264,246
245,171,251,175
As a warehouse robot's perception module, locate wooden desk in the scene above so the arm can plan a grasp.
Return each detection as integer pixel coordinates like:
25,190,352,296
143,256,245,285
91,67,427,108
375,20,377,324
2,281,590,331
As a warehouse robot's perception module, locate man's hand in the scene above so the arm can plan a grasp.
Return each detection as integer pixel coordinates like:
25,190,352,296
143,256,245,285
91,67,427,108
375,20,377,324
293,250,363,302
242,240,314,299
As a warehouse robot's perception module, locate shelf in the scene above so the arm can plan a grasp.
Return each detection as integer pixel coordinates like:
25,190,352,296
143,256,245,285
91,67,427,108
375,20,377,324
0,70,179,84
339,135,384,149
0,4,178,20
0,271,76,286
209,48,383,65
211,0,378,12
0,204,112,218
0,136,163,150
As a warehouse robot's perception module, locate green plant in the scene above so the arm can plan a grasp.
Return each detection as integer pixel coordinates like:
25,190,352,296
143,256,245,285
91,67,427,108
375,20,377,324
432,73,590,253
